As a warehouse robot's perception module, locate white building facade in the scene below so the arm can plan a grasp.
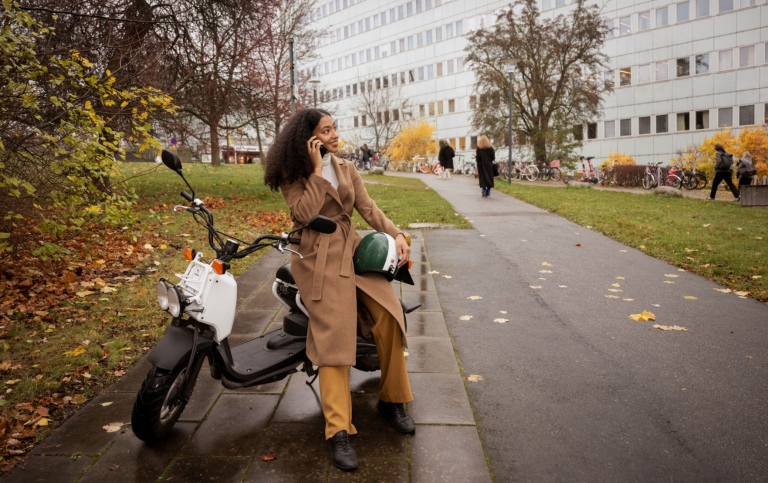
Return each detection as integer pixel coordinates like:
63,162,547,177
304,0,768,165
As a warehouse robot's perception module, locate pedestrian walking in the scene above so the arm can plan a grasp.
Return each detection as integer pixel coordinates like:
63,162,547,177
707,143,740,201
476,135,495,197
264,109,415,472
438,139,454,179
360,144,372,170
736,151,756,189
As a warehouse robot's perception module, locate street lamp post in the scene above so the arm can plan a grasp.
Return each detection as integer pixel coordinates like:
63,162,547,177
309,75,321,108
504,57,519,184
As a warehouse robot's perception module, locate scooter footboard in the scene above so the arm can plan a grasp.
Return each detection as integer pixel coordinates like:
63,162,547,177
148,324,213,371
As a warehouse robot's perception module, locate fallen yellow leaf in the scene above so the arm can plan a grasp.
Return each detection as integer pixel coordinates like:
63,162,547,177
459,315,473,321
529,285,542,289
607,288,622,292
541,262,552,267
605,295,619,299
653,324,688,332
615,276,625,280
629,310,656,322
76,291,94,297
663,281,675,284
467,374,484,382
35,418,50,427
611,283,621,287
714,288,732,293
442,275,453,279
467,295,483,300
664,274,679,278
103,422,124,433
63,347,86,357
494,318,509,323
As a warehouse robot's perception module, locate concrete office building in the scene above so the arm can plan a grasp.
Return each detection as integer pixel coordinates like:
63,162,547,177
303,0,768,165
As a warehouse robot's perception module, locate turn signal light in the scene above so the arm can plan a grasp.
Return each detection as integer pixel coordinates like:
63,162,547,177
211,259,227,275
184,247,196,260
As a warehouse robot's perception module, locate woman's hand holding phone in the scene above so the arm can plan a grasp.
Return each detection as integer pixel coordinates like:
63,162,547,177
307,136,325,175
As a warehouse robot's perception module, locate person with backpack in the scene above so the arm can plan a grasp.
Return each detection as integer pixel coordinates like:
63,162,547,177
707,144,740,201
737,151,757,188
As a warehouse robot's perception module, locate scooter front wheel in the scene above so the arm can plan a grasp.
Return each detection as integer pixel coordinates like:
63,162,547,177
131,363,194,442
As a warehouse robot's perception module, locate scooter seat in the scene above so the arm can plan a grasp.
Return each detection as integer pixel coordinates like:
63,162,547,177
276,263,295,284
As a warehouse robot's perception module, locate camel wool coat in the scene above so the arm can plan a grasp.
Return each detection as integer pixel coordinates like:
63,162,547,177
281,155,408,366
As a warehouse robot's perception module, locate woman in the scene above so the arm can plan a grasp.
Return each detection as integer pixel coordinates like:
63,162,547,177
737,151,755,189
264,109,414,472
476,135,495,197
438,139,455,179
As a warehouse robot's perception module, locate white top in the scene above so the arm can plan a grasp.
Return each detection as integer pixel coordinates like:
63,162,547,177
321,153,338,189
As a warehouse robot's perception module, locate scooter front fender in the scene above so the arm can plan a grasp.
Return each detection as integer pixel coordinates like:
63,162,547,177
148,324,213,371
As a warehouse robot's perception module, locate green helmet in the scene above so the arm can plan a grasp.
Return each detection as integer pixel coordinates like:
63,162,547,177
353,232,399,281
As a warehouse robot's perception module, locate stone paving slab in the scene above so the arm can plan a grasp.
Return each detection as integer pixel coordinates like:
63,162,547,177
5,231,492,482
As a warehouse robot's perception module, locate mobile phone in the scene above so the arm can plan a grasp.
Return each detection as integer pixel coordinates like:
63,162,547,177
319,145,328,157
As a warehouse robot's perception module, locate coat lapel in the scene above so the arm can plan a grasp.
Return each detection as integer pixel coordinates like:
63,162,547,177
333,156,350,204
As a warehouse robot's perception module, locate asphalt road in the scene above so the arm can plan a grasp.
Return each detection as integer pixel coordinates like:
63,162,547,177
411,173,768,482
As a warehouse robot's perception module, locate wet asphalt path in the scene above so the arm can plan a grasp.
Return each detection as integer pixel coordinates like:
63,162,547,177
400,173,768,482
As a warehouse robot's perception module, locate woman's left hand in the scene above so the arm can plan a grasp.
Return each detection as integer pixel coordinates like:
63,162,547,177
395,234,410,267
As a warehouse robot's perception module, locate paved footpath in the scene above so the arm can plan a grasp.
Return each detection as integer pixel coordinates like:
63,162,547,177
6,234,491,482
406,172,768,482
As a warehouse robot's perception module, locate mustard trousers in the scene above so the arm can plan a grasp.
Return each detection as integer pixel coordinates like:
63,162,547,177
319,290,413,440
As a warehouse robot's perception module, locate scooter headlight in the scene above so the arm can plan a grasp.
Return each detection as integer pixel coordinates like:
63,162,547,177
167,286,182,317
156,281,169,310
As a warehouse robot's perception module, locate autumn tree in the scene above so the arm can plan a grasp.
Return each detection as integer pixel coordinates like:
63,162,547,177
352,80,409,152
386,122,438,162
465,0,612,163
0,4,171,256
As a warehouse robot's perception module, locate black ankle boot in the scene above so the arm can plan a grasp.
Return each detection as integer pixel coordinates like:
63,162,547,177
327,430,358,471
377,400,416,434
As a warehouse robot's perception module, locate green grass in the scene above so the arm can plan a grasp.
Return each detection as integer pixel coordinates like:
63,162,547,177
493,182,768,302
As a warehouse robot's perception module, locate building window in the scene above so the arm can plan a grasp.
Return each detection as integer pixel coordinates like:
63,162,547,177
407,2,413,16
638,64,650,83
426,0,432,8
739,45,755,67
620,119,631,136
743,0,756,5
446,23,454,38
417,33,423,47
354,116,359,128
408,36,414,50
437,101,444,115
719,49,733,70
361,115,367,126
677,112,690,131
656,61,669,81
470,136,478,149
398,5,404,19
375,77,381,89
765,104,768,124
391,74,398,86
657,7,669,26
427,65,434,78
418,67,424,80
416,0,422,13
459,137,467,150
390,8,396,22
457,20,463,35
587,123,597,139
437,62,443,76
604,70,614,87
436,27,442,42
619,67,631,86
677,57,690,77
457,57,465,70
428,102,435,116
719,0,733,12
677,1,690,22
656,114,669,133
426,30,433,44
695,110,709,129
639,116,651,134
718,107,733,127
638,11,650,30
448,99,455,112
408,70,415,82
619,16,631,35
419,105,425,117
739,105,754,126
542,0,551,9
447,59,454,74
573,125,584,141
381,12,387,25
696,0,709,17
605,19,614,37
605,120,616,138
696,53,709,74
469,95,477,110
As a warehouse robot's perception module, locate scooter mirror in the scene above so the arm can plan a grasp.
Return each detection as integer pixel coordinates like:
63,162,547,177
306,215,337,234
161,149,183,173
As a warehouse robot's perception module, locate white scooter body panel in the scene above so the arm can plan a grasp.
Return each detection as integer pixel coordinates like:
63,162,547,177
176,253,236,342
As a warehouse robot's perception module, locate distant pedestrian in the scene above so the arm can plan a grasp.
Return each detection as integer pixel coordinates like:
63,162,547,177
736,151,756,189
438,140,454,179
360,144,372,170
476,135,495,197
707,144,739,201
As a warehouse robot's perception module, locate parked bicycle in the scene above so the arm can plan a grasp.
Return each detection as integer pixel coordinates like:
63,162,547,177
498,159,538,181
454,155,476,177
643,162,682,190
536,160,562,181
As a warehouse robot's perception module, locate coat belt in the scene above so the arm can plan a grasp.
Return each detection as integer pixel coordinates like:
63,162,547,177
310,213,354,300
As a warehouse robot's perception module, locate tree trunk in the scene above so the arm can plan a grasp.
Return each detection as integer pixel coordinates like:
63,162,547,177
210,123,221,166
255,119,266,165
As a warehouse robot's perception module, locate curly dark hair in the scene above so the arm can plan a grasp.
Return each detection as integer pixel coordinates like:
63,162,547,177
264,108,332,191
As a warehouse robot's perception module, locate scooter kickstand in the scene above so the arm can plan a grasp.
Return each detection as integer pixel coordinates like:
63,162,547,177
304,362,319,386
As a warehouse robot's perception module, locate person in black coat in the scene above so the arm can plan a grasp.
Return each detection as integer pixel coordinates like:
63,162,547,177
476,135,495,197
708,143,739,201
360,144,372,170
437,140,454,179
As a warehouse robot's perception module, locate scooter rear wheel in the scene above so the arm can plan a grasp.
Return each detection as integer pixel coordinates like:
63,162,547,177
353,353,381,372
131,363,194,443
